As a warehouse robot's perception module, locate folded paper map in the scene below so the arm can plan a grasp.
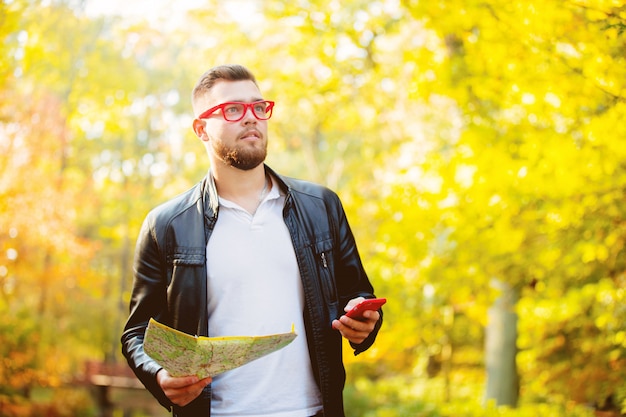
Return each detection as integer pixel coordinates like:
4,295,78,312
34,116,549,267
143,318,297,379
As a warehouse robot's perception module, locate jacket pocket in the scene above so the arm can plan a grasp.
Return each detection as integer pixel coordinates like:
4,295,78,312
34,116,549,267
170,247,205,266
167,247,205,286
314,238,339,322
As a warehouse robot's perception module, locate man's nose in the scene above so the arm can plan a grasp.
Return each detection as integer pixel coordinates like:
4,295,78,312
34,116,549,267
242,105,257,123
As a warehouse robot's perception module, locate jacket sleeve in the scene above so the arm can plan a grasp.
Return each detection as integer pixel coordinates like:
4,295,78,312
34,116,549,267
120,213,173,410
328,191,383,355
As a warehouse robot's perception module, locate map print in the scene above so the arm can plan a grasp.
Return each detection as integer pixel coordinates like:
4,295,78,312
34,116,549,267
143,318,297,379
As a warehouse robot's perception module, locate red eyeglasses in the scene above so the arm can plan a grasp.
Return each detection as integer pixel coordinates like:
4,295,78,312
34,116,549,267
198,100,275,122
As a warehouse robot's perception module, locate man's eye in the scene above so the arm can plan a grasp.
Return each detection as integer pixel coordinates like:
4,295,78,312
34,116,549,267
253,104,266,113
224,105,241,114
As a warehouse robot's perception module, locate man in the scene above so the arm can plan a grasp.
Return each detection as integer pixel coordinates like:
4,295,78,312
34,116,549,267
121,64,383,417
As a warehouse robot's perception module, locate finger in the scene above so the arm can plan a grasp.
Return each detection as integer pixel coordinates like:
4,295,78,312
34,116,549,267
166,377,211,407
332,319,368,343
344,297,365,312
339,315,372,332
162,375,200,389
362,309,380,322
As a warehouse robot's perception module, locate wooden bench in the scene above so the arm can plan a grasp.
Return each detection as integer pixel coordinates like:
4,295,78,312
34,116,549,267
82,361,146,417
84,360,144,389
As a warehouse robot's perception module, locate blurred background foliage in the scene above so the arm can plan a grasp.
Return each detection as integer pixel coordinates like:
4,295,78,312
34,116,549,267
1,0,625,415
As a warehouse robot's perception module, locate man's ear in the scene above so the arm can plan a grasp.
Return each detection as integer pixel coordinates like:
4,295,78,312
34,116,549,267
192,119,207,140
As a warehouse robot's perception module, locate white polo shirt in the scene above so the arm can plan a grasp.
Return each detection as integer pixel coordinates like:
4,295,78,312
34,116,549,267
206,176,323,417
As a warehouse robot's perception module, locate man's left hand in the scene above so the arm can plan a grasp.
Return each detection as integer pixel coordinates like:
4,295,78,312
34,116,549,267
331,297,380,345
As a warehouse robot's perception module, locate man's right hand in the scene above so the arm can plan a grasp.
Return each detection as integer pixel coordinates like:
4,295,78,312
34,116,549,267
156,369,212,407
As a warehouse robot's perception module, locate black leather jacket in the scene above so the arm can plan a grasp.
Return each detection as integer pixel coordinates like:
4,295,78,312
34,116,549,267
121,165,382,417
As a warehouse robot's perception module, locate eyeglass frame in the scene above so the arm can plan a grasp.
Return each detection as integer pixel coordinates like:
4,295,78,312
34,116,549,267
198,100,275,122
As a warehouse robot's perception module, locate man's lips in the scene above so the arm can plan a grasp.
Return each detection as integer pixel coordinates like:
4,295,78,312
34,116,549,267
239,130,262,140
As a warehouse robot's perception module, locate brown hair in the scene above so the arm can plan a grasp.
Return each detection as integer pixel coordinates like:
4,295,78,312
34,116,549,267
192,64,258,103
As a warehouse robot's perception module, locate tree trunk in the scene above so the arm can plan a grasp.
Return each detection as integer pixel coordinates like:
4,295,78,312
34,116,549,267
484,280,519,407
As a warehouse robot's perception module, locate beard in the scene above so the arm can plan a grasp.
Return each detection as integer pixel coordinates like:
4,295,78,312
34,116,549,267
212,138,267,171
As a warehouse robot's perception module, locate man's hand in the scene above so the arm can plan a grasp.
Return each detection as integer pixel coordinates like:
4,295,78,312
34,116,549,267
331,297,380,345
156,369,212,407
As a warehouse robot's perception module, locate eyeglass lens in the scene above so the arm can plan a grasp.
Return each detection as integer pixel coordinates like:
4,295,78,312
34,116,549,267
223,102,271,121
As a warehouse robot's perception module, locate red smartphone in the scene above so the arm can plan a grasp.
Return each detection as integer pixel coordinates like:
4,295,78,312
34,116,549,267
345,298,386,319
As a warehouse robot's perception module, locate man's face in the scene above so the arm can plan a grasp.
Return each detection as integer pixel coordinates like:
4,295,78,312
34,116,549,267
195,80,268,170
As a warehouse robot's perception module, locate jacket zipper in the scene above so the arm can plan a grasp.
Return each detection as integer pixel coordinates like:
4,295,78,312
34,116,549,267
321,252,328,268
